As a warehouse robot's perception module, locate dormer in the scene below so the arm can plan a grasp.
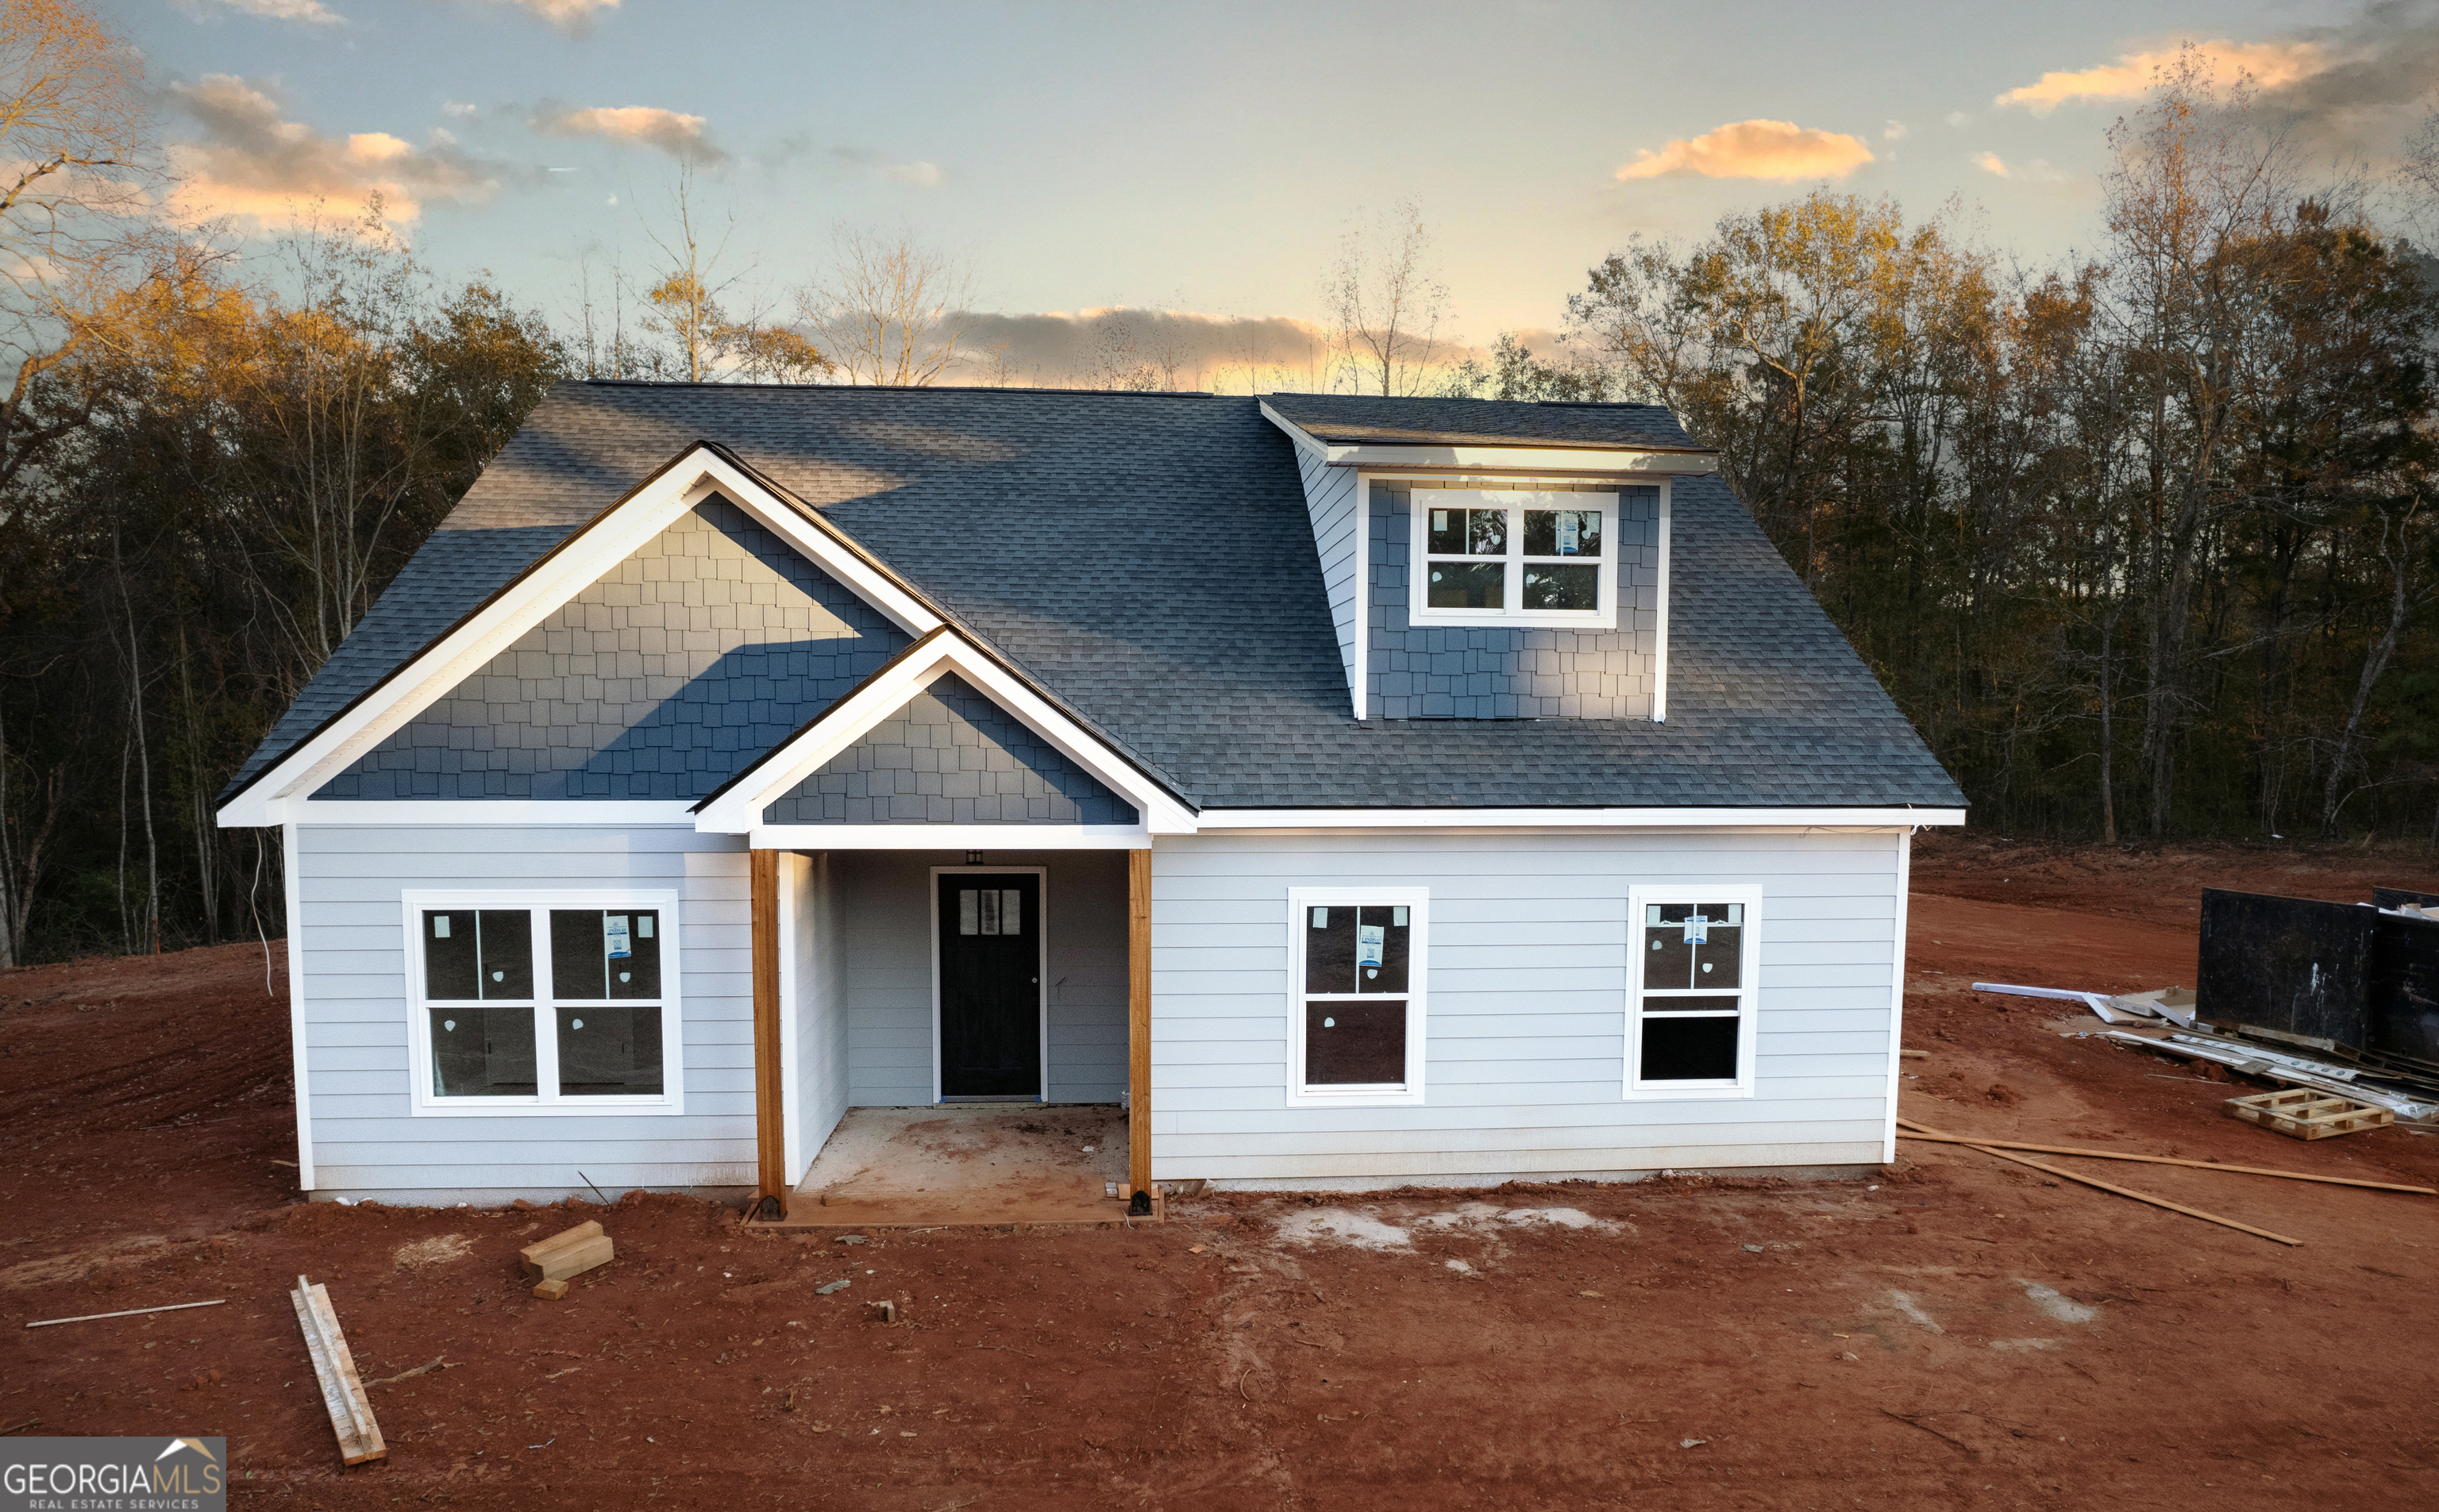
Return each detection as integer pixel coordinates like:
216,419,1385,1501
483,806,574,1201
1260,395,1721,723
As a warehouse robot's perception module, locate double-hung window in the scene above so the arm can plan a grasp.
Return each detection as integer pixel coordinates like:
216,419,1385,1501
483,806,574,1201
404,891,684,1115
1625,885,1759,1098
1412,488,1620,626
1287,887,1428,1104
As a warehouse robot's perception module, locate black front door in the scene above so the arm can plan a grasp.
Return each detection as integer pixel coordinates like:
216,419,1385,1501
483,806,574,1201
938,872,1042,1098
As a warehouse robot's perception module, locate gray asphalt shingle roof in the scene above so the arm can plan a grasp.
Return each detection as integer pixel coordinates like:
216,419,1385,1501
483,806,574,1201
226,383,1963,812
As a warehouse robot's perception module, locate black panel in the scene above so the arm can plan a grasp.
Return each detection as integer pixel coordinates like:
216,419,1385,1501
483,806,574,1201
2371,911,2439,1062
2197,890,2375,1045
427,1006,536,1096
938,872,1041,1097
1642,1016,1738,1082
1305,1000,1407,1084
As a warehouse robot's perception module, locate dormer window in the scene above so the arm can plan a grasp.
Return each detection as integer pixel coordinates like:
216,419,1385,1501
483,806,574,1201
1412,488,1620,626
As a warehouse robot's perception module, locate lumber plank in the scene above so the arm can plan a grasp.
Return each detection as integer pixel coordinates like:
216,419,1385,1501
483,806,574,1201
1901,1122,2303,1247
290,1275,385,1465
751,848,787,1218
518,1221,614,1283
1891,1123,2434,1195
1127,848,1152,1197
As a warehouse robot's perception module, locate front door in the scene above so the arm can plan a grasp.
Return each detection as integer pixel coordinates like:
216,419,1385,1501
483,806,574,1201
938,871,1042,1098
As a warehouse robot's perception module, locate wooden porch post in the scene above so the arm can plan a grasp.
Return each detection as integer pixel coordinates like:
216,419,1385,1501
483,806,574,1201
750,848,787,1219
1127,846,1153,1198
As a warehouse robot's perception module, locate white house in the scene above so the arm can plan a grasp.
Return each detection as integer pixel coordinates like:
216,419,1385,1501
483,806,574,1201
217,385,1964,1213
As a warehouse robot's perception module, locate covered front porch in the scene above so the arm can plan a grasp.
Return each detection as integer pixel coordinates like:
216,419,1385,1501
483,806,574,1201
742,844,1154,1225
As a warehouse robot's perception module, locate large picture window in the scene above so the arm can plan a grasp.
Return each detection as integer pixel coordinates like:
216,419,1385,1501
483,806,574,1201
1410,488,1621,626
403,892,683,1116
1287,887,1428,1105
1626,885,1760,1098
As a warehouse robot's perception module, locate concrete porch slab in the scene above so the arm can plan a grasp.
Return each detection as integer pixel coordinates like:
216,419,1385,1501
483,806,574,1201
750,1104,1135,1229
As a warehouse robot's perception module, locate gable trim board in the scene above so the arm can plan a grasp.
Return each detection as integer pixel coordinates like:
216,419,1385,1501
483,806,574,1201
218,444,948,829
690,625,1198,838
1260,402,1721,474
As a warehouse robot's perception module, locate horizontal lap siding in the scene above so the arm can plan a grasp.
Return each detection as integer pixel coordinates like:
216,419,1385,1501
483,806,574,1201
838,850,1129,1106
299,823,756,1197
1146,829,1901,1182
1294,443,1362,710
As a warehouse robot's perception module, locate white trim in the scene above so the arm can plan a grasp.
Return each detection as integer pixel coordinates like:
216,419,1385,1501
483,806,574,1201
1882,828,1913,1164
1408,488,1621,629
294,802,699,827
749,823,1149,850
1285,886,1430,1107
1624,883,1763,1101
1651,479,1672,723
283,821,314,1191
928,865,1049,1105
1254,402,1719,477
1352,471,1371,721
399,889,687,1118
1196,808,1966,830
693,633,1196,836
220,448,944,828
778,852,803,1183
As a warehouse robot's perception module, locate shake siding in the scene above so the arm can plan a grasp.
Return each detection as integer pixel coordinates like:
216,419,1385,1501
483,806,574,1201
1146,829,1903,1183
296,824,755,1200
837,850,1130,1106
1292,444,1362,710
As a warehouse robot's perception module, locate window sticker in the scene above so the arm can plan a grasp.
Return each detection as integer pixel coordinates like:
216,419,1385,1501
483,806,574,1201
1431,510,1448,533
1358,923,1385,968
1682,912,1710,946
432,916,451,938
637,916,653,939
604,914,631,960
1311,906,1328,929
1557,513,1581,555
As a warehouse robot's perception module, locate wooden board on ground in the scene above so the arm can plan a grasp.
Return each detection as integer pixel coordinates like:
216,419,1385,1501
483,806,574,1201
519,1220,614,1283
2225,1088,2395,1140
290,1275,384,1466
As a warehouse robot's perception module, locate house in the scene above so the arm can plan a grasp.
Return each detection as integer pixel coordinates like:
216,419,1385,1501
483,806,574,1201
216,383,1965,1212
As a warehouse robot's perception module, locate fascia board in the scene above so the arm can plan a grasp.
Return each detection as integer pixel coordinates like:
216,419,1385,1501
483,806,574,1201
1256,401,1331,461
219,445,942,828
748,823,1150,851
285,801,700,826
694,636,1197,836
1323,444,1720,474
1193,806,1967,829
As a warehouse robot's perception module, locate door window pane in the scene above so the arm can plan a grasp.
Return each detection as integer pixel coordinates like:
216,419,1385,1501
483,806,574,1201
1426,560,1505,609
1000,889,1022,936
1522,564,1599,610
557,1006,665,1096
959,889,979,935
1523,509,1603,558
1641,1015,1738,1081
428,1006,538,1096
1305,1000,1407,1084
550,910,662,999
979,889,1001,935
424,910,531,1000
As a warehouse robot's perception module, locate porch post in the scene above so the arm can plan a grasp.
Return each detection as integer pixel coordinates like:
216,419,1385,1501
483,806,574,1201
1128,846,1152,1196
750,848,787,1218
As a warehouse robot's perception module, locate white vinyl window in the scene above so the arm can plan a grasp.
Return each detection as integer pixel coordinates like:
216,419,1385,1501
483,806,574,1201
1412,488,1620,626
402,891,684,1117
1287,887,1428,1105
1625,885,1760,1098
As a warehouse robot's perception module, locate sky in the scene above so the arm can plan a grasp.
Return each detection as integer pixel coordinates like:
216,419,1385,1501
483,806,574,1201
122,0,2439,385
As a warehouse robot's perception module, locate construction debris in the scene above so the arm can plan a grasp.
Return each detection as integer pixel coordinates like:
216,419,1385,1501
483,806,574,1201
519,1219,614,1285
2225,1089,2395,1141
2102,1025,2439,1124
532,1278,571,1301
291,1274,385,1466
1893,1127,2434,1194
1898,1119,2302,1246
24,1298,225,1329
1973,982,2195,1027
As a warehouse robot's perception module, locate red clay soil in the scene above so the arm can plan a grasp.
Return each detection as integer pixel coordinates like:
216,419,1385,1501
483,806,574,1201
4,839,2437,1509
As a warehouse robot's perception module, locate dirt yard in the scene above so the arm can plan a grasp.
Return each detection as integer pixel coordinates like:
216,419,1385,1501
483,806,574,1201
5,835,2438,1509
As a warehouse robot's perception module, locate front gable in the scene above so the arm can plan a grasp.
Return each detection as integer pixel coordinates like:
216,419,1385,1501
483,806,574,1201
316,497,909,802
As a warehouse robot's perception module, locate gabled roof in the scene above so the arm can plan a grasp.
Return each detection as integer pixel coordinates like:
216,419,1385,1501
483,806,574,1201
1262,393,1713,452
224,383,1965,818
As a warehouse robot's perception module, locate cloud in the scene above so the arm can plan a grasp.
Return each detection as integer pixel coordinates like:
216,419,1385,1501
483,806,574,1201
173,0,345,23
530,104,726,164
442,100,478,118
485,0,618,33
1944,110,1970,127
1973,151,2009,177
875,160,943,187
1972,152,2063,183
1883,119,1909,141
1996,40,2324,113
164,75,509,231
1616,119,1875,182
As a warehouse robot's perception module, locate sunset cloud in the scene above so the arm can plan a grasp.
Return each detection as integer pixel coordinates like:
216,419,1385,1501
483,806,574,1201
1995,40,2324,113
486,0,618,33
173,0,345,24
1617,119,1875,182
530,104,726,164
164,75,505,232
1972,152,2063,183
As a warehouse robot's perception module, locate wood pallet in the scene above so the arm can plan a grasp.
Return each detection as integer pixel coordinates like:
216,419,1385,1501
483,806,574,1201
2225,1088,2394,1141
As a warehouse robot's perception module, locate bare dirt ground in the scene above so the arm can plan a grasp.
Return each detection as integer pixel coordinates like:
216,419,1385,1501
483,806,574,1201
5,837,2438,1509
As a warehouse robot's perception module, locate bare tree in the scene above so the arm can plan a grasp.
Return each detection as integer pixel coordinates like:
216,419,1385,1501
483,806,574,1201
792,225,981,386
638,164,746,383
1324,199,1449,396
